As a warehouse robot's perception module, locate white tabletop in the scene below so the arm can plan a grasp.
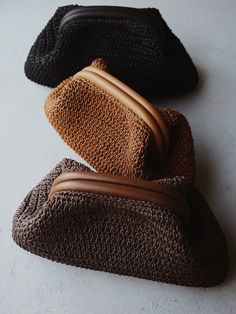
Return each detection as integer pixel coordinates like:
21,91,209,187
0,0,235,313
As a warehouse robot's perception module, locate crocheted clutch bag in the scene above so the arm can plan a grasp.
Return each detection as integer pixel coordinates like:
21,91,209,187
12,158,228,287
24,5,198,95
45,59,194,180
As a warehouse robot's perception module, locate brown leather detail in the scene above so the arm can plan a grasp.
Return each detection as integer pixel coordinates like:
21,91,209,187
84,66,170,154
52,172,185,204
49,172,190,225
74,68,169,161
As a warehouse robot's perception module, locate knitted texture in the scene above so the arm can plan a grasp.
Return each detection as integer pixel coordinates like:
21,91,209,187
45,60,195,181
24,5,198,95
12,158,228,287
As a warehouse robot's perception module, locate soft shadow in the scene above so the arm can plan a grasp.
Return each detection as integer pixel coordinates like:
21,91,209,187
148,66,207,106
195,141,216,198
195,141,236,287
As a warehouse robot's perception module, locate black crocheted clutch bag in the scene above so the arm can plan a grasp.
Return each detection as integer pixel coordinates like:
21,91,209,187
24,5,198,95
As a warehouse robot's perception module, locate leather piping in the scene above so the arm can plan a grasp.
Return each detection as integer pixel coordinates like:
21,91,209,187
49,172,190,225
52,172,184,205
74,68,169,161
59,6,164,41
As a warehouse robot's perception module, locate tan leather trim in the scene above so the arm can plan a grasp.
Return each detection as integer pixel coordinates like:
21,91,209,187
51,172,185,205
49,172,189,225
74,68,168,161
84,66,170,154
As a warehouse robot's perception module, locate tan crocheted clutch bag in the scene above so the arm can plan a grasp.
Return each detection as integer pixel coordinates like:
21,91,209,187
45,59,194,180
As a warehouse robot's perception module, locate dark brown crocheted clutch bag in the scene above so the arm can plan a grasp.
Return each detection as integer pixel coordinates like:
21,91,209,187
24,5,198,95
12,158,227,287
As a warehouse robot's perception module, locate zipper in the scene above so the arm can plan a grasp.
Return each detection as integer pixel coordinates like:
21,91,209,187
49,171,189,225
74,66,169,162
59,6,164,41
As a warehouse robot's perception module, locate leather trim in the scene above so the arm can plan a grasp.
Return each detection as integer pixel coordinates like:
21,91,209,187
49,172,190,225
59,6,164,41
74,67,169,161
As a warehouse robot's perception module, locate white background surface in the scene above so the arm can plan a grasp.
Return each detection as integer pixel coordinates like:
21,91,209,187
0,0,235,313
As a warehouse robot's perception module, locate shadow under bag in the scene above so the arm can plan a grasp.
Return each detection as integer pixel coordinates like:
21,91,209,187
13,59,227,287
24,5,198,95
